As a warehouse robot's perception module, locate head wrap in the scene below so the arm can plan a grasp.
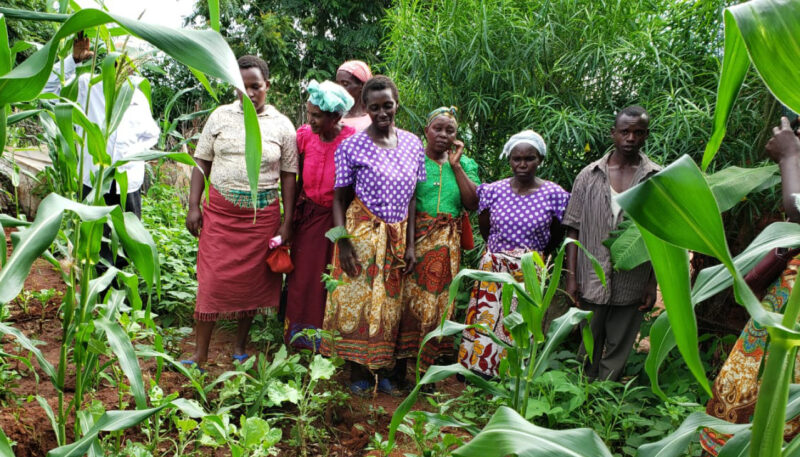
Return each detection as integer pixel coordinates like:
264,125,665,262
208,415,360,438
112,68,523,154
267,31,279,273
425,106,458,127
500,130,547,159
307,80,355,114
337,60,372,83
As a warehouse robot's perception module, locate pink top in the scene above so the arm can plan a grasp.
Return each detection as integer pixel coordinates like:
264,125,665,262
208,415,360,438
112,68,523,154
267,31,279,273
341,114,372,132
297,124,356,207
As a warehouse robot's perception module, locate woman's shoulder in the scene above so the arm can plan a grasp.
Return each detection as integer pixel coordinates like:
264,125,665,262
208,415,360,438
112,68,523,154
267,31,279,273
459,155,479,170
297,124,313,137
541,180,569,195
396,128,423,148
338,130,370,150
478,177,510,195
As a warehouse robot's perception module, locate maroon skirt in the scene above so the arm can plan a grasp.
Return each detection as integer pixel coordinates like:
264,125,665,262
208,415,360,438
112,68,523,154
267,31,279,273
284,196,334,348
195,186,281,321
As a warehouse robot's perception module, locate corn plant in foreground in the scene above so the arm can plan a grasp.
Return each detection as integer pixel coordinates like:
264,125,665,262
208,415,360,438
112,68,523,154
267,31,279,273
0,1,266,453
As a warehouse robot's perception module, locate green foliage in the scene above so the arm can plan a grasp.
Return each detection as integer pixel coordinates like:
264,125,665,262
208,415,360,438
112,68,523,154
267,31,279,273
1,0,54,65
383,0,775,189
142,181,198,325
702,0,800,170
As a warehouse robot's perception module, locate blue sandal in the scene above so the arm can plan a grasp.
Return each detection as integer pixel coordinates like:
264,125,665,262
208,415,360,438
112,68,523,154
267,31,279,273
179,359,206,374
377,377,405,397
232,353,250,363
349,379,374,397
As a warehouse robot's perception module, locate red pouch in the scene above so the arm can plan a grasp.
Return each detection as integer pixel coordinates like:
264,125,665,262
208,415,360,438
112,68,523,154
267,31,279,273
460,212,474,250
266,245,294,273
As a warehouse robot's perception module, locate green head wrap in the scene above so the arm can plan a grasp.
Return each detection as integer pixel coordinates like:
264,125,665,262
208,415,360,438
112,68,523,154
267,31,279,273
426,106,458,127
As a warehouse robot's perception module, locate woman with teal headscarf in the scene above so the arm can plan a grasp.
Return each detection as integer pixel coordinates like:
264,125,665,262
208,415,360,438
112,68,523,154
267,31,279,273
284,80,356,349
396,106,480,375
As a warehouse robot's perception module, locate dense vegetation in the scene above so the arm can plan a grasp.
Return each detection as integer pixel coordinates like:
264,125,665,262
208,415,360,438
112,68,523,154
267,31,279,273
0,0,798,456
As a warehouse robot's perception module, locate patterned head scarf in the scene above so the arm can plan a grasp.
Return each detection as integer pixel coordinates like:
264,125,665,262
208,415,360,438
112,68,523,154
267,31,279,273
337,60,372,83
307,80,355,114
501,130,547,159
426,106,458,127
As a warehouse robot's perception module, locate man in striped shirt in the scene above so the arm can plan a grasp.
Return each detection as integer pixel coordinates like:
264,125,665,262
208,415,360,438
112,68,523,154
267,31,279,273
563,105,661,381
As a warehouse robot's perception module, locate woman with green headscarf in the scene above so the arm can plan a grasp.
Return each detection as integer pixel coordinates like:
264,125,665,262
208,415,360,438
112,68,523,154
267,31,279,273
397,106,480,373
284,80,356,349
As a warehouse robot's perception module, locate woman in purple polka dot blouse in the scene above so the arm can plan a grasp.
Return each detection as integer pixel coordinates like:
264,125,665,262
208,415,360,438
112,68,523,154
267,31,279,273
320,76,427,396
458,130,570,377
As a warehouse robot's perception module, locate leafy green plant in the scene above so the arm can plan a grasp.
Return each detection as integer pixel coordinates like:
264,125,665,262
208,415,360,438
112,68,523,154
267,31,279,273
617,155,800,456
387,238,604,450
0,2,267,452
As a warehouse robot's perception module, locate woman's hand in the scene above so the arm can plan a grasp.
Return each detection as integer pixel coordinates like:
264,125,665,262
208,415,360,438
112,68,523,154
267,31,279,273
338,239,361,277
276,222,293,245
448,139,465,168
186,206,203,237
403,244,416,275
766,116,800,164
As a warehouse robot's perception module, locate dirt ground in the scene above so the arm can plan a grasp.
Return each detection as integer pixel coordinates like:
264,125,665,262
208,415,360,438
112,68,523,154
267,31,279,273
1,229,465,456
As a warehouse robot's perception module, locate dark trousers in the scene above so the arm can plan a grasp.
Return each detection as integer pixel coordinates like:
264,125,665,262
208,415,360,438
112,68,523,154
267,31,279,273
82,184,142,274
578,300,644,381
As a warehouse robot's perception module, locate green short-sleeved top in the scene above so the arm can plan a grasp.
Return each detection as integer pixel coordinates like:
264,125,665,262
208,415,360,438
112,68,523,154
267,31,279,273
415,154,481,217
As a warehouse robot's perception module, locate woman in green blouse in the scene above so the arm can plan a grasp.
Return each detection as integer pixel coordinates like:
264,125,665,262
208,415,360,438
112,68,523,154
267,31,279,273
396,106,480,377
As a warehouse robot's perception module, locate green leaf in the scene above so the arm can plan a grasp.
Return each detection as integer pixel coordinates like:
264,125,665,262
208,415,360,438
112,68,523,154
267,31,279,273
0,423,15,457
324,226,353,243
240,416,274,449
241,96,262,217
207,0,220,32
267,380,300,405
387,363,507,450
0,14,11,75
308,354,335,381
108,207,160,296
702,0,800,170
638,225,710,396
94,319,146,409
0,8,245,105
451,406,613,457
0,193,114,304
47,404,173,457
0,322,57,385
637,412,749,457
532,307,593,379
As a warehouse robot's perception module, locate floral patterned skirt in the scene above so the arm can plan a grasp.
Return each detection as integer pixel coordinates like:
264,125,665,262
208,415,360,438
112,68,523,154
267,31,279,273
320,198,409,370
397,211,463,369
458,249,527,377
699,256,800,455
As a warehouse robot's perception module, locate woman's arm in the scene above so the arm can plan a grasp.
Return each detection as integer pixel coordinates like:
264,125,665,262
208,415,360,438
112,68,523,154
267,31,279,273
404,196,417,275
295,153,305,199
449,140,479,211
333,186,360,277
276,171,297,243
478,209,490,242
766,116,800,223
565,228,580,305
186,158,212,237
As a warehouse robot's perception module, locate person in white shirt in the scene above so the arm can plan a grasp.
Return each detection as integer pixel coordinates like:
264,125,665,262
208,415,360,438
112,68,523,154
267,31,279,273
45,32,160,218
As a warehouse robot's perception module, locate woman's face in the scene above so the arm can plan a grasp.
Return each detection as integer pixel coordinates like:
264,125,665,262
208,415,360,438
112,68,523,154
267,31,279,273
424,116,457,153
509,143,542,181
238,67,269,113
306,102,341,137
336,70,363,106
364,88,397,131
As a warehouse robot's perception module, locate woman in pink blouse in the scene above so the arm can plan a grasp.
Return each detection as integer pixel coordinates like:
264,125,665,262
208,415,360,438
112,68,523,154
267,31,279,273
284,80,356,349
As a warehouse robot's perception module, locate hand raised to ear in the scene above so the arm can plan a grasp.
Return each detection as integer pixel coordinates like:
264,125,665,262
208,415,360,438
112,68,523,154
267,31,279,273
72,31,94,64
766,116,800,164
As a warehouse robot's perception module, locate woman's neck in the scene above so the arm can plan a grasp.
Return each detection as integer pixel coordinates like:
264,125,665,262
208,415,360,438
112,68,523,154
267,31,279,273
511,175,539,194
320,124,343,143
425,146,447,163
346,100,367,118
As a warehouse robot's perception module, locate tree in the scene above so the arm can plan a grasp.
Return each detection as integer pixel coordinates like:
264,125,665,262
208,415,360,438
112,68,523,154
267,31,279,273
185,0,391,123
383,0,776,189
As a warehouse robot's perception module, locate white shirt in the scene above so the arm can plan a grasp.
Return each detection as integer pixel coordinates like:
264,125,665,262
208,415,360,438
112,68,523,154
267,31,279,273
45,56,160,194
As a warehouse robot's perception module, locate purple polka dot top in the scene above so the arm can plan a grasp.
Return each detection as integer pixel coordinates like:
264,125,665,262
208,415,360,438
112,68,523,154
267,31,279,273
334,129,426,223
478,178,570,253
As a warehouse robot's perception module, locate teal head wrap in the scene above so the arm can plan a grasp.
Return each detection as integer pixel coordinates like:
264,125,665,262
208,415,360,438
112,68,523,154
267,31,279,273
307,79,354,114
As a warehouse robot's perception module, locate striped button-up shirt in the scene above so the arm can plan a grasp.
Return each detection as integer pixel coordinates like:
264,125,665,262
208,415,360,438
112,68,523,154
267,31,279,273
563,152,662,305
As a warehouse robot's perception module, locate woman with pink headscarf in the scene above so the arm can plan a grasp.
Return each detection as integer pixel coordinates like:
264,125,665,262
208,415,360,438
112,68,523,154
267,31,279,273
336,60,373,132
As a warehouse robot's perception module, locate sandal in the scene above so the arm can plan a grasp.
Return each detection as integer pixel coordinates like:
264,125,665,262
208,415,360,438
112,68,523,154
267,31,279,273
232,353,250,363
349,379,374,397
377,377,405,397
179,359,206,374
